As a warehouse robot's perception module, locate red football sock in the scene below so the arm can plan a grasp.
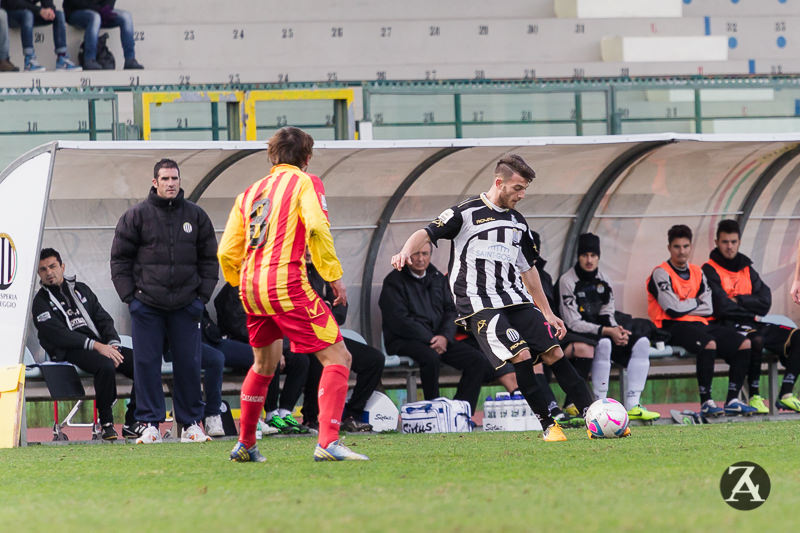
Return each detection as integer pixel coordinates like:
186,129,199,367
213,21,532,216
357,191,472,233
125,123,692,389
317,364,349,448
238,368,272,449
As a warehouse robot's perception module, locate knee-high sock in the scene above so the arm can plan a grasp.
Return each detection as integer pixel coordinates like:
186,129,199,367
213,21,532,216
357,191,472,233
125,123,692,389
550,356,593,414
238,368,272,448
726,348,750,403
591,338,613,400
696,348,715,403
318,364,349,448
624,337,651,410
535,373,560,416
564,356,591,407
747,336,763,396
781,333,800,396
514,359,554,428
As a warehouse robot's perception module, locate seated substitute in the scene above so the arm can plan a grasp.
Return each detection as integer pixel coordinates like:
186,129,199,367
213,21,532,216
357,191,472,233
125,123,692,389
558,233,659,421
702,219,800,413
63,0,143,70
2,0,80,70
647,224,757,417
32,248,140,440
380,241,511,414
302,253,383,432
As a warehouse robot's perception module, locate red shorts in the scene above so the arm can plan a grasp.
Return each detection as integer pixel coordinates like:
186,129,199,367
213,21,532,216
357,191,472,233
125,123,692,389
246,294,342,353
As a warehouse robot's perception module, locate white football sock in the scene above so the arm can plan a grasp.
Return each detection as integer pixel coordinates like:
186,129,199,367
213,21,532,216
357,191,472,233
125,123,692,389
625,337,652,410
592,338,613,399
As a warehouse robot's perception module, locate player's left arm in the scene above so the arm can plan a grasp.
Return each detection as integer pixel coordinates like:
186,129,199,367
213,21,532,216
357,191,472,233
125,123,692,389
792,240,800,305
298,178,344,283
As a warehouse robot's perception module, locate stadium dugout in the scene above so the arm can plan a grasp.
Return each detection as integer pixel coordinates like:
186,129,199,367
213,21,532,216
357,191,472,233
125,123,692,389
2,133,800,445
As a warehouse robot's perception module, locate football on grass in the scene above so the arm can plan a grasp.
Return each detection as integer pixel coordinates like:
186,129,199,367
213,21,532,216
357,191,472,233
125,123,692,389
585,398,629,438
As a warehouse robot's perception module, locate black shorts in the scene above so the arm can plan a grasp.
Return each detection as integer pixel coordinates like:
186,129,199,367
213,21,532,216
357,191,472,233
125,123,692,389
466,303,560,369
751,323,798,366
662,321,747,357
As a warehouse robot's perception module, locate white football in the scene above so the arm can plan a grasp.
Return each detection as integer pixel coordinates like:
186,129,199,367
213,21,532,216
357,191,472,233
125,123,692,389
585,398,629,438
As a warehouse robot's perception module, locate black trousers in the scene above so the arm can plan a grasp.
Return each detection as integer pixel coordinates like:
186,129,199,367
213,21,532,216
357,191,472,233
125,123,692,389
301,338,385,424
63,346,136,426
390,338,494,413
264,352,310,413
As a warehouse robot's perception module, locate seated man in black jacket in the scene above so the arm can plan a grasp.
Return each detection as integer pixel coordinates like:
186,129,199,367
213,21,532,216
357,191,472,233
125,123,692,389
31,248,139,440
380,242,503,413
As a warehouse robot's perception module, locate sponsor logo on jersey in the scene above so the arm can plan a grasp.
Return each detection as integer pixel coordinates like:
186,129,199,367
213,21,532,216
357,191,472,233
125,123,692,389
477,319,487,334
474,217,496,224
437,208,454,224
36,311,51,322
473,241,517,264
509,340,526,351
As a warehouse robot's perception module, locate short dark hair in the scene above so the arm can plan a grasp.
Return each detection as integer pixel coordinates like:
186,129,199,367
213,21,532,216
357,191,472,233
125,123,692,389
153,158,180,180
667,224,693,244
268,127,314,167
716,219,741,239
495,154,536,183
40,248,62,264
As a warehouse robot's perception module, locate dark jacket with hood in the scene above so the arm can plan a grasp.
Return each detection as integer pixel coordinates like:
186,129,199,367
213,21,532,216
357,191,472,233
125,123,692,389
31,276,120,361
110,187,218,310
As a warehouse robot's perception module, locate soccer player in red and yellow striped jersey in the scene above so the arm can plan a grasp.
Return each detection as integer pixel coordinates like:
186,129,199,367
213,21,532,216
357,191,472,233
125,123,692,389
218,127,367,462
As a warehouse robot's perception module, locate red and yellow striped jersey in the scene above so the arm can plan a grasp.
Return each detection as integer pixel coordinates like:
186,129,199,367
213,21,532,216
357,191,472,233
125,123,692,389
218,164,343,316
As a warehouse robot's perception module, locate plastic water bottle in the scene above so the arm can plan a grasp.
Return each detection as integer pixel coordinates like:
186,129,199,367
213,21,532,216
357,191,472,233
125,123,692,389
495,391,511,431
483,396,497,431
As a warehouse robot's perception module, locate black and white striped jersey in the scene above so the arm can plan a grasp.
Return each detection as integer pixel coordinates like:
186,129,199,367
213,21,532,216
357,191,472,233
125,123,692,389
425,193,539,319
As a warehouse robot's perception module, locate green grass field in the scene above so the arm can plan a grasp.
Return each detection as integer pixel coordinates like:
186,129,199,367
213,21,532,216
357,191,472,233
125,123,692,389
2,421,799,532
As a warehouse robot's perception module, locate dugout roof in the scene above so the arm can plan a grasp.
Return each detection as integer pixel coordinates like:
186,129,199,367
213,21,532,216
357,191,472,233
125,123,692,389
3,133,800,354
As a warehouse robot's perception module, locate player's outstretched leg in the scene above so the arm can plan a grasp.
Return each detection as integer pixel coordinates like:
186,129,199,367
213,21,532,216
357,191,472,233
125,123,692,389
313,342,369,461
512,355,566,442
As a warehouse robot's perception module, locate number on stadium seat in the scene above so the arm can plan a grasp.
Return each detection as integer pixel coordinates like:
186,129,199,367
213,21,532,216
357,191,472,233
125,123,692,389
34,32,45,43
184,30,195,41
134,31,145,41
423,112,435,123
331,27,343,38
278,73,289,82
233,29,245,40
527,24,538,34
478,25,488,35
429,26,440,36
425,69,437,80
282,28,293,39
381,27,391,37
229,73,241,83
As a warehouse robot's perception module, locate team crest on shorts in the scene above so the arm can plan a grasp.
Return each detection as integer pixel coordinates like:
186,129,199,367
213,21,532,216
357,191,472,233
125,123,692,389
506,328,520,342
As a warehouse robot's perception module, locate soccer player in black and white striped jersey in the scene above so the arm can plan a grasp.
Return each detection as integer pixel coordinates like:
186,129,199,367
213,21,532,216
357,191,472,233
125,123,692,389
391,155,594,441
